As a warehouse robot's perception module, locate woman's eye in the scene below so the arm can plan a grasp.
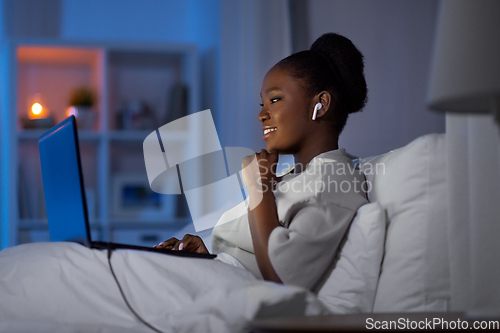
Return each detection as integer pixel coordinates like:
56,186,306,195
260,97,281,107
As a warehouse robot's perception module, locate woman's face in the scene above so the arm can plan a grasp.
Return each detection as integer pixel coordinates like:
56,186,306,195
259,66,313,154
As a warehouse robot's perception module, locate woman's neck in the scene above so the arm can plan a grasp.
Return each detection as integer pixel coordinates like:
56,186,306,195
293,141,339,173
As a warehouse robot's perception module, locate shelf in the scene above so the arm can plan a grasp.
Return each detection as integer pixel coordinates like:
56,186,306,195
17,46,101,66
19,219,101,230
18,129,101,142
108,130,155,142
17,129,190,142
108,130,188,142
18,219,48,228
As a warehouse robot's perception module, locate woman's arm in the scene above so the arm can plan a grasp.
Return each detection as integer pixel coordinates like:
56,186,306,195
242,149,282,283
247,188,282,282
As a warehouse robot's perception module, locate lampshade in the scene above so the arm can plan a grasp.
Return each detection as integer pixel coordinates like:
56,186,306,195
427,0,500,113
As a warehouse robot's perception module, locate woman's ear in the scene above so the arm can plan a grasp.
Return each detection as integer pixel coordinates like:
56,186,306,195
314,91,333,119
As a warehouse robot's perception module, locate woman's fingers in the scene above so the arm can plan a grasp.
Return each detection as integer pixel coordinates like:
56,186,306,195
153,235,209,254
177,234,209,254
178,234,196,251
153,235,191,251
153,237,179,249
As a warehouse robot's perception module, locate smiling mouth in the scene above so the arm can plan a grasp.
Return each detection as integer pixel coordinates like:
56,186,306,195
263,127,277,135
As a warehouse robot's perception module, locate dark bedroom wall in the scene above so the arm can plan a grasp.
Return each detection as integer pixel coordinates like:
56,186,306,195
60,0,221,124
1,0,442,160
307,0,443,157
3,0,62,38
60,0,191,42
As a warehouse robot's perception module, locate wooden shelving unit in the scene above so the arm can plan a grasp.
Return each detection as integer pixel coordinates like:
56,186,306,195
1,39,201,249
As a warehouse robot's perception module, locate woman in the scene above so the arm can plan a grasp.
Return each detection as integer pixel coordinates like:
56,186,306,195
155,33,369,291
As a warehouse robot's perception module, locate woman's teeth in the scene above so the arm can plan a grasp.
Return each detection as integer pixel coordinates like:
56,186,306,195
264,128,277,134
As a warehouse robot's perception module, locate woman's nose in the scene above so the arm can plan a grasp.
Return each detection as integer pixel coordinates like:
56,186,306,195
258,107,270,123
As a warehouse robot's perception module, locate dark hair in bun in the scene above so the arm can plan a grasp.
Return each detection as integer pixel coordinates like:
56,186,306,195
276,33,367,133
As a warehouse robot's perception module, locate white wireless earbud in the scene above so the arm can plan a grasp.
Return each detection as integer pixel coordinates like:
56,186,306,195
312,103,323,120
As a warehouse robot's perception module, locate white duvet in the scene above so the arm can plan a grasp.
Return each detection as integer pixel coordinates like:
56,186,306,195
0,242,327,333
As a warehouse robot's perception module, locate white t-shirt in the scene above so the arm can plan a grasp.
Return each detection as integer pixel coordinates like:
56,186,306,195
211,149,368,290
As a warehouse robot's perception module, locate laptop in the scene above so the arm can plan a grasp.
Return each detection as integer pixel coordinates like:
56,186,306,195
38,116,215,259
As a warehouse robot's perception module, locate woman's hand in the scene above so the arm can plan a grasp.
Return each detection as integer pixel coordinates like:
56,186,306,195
241,149,279,194
241,149,283,283
153,234,209,254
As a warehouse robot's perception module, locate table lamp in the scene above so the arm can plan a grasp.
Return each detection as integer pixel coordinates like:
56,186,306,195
427,0,500,123
426,0,500,319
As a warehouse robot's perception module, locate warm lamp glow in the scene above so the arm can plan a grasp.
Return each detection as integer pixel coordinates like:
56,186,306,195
31,103,43,115
27,93,50,119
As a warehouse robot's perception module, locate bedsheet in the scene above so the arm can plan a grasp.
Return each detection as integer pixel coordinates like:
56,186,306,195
0,242,327,333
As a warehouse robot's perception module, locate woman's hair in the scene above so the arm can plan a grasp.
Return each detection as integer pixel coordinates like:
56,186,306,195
276,33,367,133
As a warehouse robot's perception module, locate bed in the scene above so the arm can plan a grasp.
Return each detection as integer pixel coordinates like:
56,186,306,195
0,242,327,333
0,133,450,332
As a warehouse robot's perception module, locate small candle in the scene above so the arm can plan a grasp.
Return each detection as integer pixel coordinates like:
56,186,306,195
27,93,50,119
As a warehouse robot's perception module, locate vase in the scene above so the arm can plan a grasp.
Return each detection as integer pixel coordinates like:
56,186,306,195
67,106,97,130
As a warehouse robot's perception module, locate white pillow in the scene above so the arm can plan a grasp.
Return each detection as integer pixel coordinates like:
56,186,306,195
317,202,386,314
359,134,450,312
